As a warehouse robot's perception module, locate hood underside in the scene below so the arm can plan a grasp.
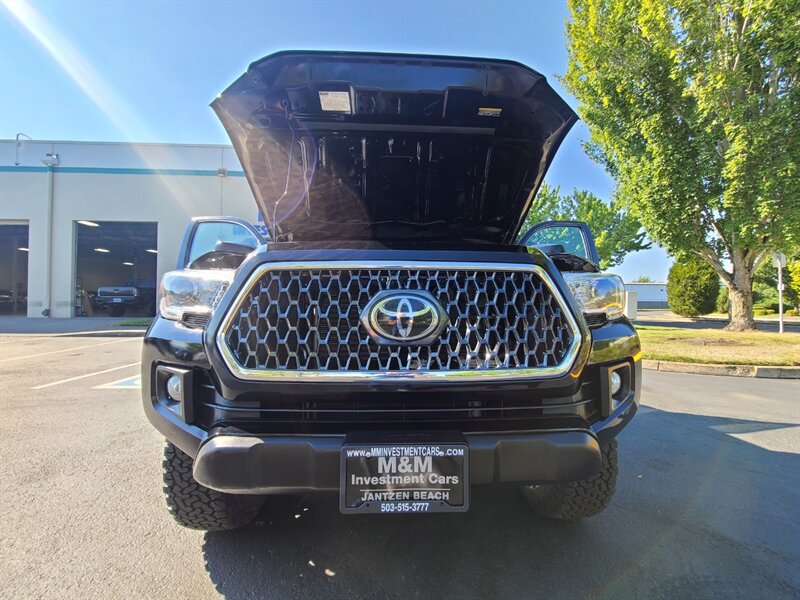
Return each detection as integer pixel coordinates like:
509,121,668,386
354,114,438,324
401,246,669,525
213,51,578,244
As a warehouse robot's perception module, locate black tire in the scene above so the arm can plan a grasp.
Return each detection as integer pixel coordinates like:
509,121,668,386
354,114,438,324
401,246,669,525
162,441,262,531
108,305,125,317
521,440,618,520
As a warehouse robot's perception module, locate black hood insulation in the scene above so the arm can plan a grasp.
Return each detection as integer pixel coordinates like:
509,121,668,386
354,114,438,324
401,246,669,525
213,51,577,244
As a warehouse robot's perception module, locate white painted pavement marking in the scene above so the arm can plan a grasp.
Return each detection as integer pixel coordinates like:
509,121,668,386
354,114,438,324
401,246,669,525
0,337,139,363
31,362,140,390
0,329,146,339
94,375,142,390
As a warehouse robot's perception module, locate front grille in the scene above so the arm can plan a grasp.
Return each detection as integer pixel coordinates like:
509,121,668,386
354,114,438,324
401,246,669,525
98,289,135,297
196,369,600,434
182,312,211,329
583,313,607,328
220,263,579,379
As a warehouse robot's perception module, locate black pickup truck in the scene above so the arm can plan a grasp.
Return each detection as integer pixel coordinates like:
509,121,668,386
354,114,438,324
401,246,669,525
142,51,640,530
96,278,156,316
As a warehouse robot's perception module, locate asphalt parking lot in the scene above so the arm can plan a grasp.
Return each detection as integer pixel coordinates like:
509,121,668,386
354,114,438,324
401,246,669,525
1,333,798,599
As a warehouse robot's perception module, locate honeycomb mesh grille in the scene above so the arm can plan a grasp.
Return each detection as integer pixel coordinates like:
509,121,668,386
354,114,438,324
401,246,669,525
224,267,575,373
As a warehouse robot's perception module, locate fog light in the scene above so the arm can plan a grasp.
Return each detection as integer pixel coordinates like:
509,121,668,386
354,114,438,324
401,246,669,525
610,371,622,396
166,375,183,402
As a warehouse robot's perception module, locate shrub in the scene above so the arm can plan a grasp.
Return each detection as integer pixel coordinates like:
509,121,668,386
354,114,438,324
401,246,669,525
716,287,729,314
754,258,800,313
753,309,769,316
667,256,720,317
754,300,779,312
785,309,798,317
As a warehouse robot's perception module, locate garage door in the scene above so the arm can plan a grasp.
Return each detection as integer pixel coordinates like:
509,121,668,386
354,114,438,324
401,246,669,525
0,222,29,316
75,221,157,318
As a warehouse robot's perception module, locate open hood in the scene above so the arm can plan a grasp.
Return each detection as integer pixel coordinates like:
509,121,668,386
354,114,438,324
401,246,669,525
212,51,578,244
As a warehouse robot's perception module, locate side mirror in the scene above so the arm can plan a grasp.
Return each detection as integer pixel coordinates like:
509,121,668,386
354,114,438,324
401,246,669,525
177,217,265,269
519,220,600,265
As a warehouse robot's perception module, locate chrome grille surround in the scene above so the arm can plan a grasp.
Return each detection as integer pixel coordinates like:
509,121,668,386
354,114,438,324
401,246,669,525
217,262,582,382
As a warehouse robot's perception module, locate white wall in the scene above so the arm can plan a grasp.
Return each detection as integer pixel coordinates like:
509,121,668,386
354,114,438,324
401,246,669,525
0,165,51,316
0,140,258,317
625,282,668,308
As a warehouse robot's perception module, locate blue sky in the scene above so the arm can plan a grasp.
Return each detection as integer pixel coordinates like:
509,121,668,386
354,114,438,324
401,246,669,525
0,0,670,280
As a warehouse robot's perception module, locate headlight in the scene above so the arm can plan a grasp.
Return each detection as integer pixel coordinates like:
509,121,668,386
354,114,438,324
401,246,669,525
562,272,626,321
159,270,234,321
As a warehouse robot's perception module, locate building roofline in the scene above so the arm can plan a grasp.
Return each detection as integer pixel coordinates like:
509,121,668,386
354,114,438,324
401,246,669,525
0,138,233,149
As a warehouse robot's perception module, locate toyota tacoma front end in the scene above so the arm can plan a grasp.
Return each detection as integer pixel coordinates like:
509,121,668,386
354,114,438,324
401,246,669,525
142,51,641,530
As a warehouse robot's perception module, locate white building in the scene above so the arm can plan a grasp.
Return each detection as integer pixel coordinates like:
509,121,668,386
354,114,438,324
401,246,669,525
1,138,671,319
624,282,668,308
0,139,261,318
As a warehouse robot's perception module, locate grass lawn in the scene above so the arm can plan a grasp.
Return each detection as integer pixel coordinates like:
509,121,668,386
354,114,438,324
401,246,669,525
635,325,800,366
115,318,153,327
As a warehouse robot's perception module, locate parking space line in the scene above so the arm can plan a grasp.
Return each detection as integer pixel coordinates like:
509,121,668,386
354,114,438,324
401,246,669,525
93,374,142,390
31,362,140,390
0,330,143,339
0,338,139,363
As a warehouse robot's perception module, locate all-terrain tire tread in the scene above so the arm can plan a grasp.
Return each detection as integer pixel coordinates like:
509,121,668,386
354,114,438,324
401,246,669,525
522,440,618,520
162,441,260,531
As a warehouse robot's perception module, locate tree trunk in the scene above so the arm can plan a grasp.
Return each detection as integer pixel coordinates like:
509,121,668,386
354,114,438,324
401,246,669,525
725,251,756,331
727,284,755,331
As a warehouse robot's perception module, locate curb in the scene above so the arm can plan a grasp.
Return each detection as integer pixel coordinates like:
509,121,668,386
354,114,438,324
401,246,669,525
0,329,146,338
642,359,800,379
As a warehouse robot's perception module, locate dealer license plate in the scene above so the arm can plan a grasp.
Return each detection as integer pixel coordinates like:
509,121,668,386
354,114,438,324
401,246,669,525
340,439,469,514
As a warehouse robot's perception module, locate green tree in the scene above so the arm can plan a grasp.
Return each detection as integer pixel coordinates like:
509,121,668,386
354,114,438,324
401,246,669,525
564,0,800,330
788,261,800,310
631,275,656,283
754,256,800,310
667,256,720,317
521,183,650,269
716,286,730,314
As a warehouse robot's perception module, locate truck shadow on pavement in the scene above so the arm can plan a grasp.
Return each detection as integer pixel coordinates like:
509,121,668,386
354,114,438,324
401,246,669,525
201,407,800,600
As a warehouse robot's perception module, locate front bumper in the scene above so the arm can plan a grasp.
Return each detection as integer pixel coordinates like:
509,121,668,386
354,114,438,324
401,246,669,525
192,428,621,494
152,394,637,494
142,315,640,494
96,297,139,306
